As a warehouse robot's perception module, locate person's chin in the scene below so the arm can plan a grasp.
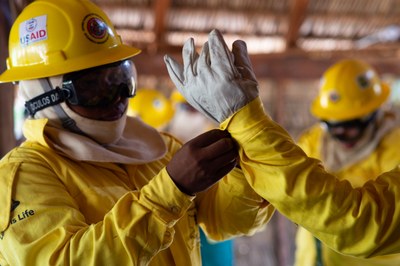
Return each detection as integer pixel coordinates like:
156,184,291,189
340,141,357,149
100,102,127,121
102,113,124,121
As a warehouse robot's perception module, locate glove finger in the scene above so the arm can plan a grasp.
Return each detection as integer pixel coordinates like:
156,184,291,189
164,55,185,87
232,40,257,82
182,38,199,77
164,55,196,107
198,41,210,70
208,29,239,78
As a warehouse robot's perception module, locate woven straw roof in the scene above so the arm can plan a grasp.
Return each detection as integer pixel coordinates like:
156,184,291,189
93,0,400,56
7,0,400,78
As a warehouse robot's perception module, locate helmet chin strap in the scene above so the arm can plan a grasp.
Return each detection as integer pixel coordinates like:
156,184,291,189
38,78,86,135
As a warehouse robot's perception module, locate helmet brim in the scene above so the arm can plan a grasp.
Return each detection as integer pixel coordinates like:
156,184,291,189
0,44,141,83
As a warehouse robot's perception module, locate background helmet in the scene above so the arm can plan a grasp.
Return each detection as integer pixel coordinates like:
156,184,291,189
311,59,390,121
128,88,175,128
0,0,140,82
170,89,187,105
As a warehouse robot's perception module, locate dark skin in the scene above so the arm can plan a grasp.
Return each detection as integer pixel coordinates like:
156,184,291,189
67,96,129,121
167,129,238,195
68,96,238,196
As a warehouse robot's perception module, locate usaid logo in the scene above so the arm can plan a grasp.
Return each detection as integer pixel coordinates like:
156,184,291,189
25,18,37,32
19,15,48,46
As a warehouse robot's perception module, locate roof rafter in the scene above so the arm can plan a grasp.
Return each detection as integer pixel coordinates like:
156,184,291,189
150,0,171,53
286,0,309,49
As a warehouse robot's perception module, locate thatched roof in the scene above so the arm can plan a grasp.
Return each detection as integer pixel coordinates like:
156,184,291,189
88,0,400,78
94,0,400,55
6,0,400,77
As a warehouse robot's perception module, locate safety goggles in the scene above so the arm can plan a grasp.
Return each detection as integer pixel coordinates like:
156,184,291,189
320,111,377,143
321,111,377,131
25,60,137,116
62,59,136,107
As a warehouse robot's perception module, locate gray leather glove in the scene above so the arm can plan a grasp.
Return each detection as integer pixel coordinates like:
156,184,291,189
164,29,259,123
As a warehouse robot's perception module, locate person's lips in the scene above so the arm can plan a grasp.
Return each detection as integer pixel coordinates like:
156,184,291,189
100,100,128,120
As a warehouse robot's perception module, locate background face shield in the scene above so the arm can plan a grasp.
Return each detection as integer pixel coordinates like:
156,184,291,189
62,60,136,107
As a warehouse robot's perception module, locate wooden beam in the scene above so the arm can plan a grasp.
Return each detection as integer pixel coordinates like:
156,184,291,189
133,46,400,81
0,1,16,156
150,0,171,54
286,0,309,49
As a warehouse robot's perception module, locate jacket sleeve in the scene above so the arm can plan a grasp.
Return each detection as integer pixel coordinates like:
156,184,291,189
159,130,275,242
0,154,194,266
195,166,275,241
294,227,318,266
296,125,322,158
220,97,400,258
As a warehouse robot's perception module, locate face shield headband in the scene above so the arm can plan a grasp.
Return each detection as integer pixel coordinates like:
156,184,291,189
25,60,136,116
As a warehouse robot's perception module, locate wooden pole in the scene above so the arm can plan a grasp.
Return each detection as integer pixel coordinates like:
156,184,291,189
0,0,16,157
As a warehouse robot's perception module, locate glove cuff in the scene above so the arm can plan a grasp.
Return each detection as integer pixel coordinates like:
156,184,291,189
220,97,270,143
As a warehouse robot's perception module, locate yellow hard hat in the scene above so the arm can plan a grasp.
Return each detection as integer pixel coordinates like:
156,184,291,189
170,90,187,105
128,88,175,128
0,0,141,82
311,59,390,121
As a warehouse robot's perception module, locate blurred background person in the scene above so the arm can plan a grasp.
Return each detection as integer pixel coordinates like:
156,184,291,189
168,90,217,142
128,87,175,131
294,59,400,266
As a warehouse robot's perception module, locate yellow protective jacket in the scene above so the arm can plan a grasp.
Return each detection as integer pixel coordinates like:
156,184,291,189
295,124,400,266
220,98,400,258
0,119,273,266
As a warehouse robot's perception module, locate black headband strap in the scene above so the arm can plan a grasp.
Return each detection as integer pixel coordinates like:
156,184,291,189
25,87,70,116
